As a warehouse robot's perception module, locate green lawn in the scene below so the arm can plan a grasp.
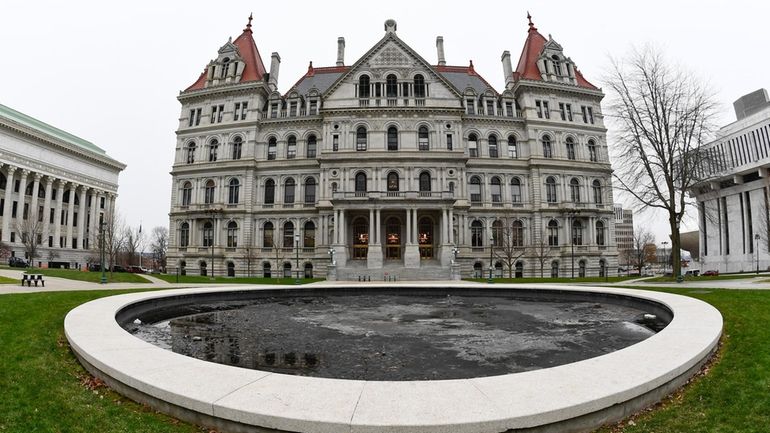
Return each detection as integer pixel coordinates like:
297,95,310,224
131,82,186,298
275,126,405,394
0,275,18,284
28,268,151,284
466,275,640,284
644,273,763,283
153,274,323,285
1,287,769,432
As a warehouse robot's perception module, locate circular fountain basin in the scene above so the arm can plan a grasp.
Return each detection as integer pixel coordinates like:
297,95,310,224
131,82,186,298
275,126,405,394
65,283,722,433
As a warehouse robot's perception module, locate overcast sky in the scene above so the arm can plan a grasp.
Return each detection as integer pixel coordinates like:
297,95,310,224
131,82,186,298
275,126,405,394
1,0,767,246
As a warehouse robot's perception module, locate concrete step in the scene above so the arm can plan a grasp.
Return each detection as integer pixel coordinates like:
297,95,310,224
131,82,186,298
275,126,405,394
336,265,451,282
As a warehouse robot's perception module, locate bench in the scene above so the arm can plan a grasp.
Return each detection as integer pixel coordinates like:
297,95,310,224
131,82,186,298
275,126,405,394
21,274,45,287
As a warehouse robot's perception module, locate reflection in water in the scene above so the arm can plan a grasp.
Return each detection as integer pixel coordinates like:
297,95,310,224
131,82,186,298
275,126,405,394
128,294,666,381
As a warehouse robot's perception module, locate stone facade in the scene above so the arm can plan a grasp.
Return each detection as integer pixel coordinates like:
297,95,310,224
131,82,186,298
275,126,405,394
614,205,634,267
690,89,770,273
0,103,125,268
168,16,618,280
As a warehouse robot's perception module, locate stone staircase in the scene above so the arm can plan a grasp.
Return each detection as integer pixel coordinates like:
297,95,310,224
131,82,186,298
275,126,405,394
336,261,451,281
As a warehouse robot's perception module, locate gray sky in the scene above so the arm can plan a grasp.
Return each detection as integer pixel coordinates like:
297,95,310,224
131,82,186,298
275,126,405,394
1,0,767,246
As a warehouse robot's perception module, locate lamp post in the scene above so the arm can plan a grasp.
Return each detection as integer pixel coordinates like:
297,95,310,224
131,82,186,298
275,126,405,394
206,208,222,279
488,233,494,283
661,241,669,274
328,247,336,266
99,221,106,284
755,234,761,274
566,210,580,279
294,233,300,285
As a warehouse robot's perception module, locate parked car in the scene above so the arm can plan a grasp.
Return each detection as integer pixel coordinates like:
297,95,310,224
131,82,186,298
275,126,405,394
685,270,700,277
127,266,146,274
702,270,719,277
88,263,102,272
110,265,127,273
8,257,28,268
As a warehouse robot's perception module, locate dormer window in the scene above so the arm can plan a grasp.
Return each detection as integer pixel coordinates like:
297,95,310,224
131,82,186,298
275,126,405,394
414,74,426,98
551,55,561,75
221,57,231,78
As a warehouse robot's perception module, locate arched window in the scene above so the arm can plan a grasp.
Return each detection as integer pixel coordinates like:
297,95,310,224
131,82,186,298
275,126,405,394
566,137,576,160
469,176,482,203
578,260,586,278
488,135,499,158
263,222,274,247
418,126,429,151
490,177,502,203
208,139,219,162
181,181,192,206
304,178,316,203
264,179,275,204
283,262,292,278
227,221,238,247
508,135,518,158
355,172,367,194
228,178,240,204
387,172,399,192
186,142,196,164
414,74,426,98
545,176,557,203
221,57,231,78
551,55,562,75
358,75,370,98
204,180,215,204
306,135,317,158
304,221,316,248
588,139,598,162
542,135,553,158
267,137,277,160
548,219,559,246
386,74,398,98
202,221,213,247
596,220,606,246
515,261,524,278
419,172,431,193
231,136,243,160
471,220,484,247
592,180,603,204
599,259,607,277
387,126,399,151
179,222,190,247
284,178,296,204
286,135,297,159
570,178,581,203
492,220,503,247
572,220,583,245
512,220,524,247
283,221,294,248
510,177,522,203
356,127,367,151
468,133,479,157
262,262,271,278
551,261,559,278
199,261,207,277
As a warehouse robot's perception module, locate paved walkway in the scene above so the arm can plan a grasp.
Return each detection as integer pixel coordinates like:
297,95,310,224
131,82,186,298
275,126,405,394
2,268,770,295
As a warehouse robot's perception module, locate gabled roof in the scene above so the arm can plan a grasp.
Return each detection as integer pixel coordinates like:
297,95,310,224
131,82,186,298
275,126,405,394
288,63,350,96
513,15,598,90
435,63,498,96
184,16,267,92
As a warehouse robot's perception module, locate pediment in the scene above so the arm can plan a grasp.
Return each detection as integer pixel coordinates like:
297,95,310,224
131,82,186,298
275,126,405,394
542,37,564,54
217,39,240,57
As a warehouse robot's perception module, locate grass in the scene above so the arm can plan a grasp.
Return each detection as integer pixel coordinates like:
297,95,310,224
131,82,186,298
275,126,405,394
2,287,770,432
0,275,18,284
466,275,640,284
153,274,323,285
28,268,151,284
644,273,763,283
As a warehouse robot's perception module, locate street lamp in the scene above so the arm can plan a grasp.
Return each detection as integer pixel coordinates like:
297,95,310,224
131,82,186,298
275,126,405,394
661,241,669,274
451,245,459,264
294,232,300,285
755,234,761,274
488,233,495,283
99,221,106,284
328,247,336,266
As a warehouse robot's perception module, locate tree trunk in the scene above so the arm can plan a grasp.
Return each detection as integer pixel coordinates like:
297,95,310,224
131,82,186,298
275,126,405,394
670,217,682,277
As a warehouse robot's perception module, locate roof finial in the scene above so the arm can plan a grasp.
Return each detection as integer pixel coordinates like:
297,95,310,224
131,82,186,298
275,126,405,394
527,11,535,29
244,13,253,31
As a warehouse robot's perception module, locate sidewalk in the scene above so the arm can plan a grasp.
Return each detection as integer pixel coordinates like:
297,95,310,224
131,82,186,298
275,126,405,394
0,269,204,295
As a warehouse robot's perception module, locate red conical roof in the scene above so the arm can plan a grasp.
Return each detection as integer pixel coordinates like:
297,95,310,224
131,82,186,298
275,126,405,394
184,15,267,92
513,14,597,90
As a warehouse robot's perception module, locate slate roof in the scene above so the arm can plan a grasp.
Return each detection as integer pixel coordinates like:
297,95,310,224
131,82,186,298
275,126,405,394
289,65,350,96
435,64,497,95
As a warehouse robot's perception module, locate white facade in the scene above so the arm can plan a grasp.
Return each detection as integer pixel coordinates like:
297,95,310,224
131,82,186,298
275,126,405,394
168,17,618,279
0,103,125,268
690,90,770,273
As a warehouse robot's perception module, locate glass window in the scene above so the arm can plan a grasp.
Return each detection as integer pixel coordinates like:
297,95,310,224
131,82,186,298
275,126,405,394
356,127,367,151
570,178,580,203
572,220,583,245
387,172,399,192
418,126,429,151
204,180,215,204
186,142,196,164
284,178,295,203
307,135,317,158
386,74,398,98
488,135,498,158
355,172,367,193
510,178,522,203
287,136,297,159
304,178,316,203
267,137,277,160
596,221,606,246
469,176,482,203
228,179,240,204
358,75,370,98
414,74,426,98
419,172,431,192
542,135,552,158
545,176,557,203
304,221,316,248
181,182,192,206
468,134,478,157
588,139,597,162
387,127,398,151
492,220,503,246
263,222,274,247
592,180,602,204
202,221,213,247
566,137,576,160
508,135,517,158
264,179,275,204
179,222,189,247
490,177,502,203
227,221,238,247
283,222,294,248
232,136,242,160
471,220,484,247
548,220,559,246
512,220,524,247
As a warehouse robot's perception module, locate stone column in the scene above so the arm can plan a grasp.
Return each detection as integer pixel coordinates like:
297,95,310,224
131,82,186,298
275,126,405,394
404,207,420,268
367,207,382,269
405,208,412,244
53,181,64,247
448,208,454,244
89,191,101,248
65,183,76,248
42,177,54,245
334,210,340,244
2,166,16,242
376,209,381,245
77,187,87,249
29,173,42,223
17,170,30,227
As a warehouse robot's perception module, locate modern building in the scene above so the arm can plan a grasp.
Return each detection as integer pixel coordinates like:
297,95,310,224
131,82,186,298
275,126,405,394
0,103,125,268
167,15,618,280
690,88,770,273
613,205,634,266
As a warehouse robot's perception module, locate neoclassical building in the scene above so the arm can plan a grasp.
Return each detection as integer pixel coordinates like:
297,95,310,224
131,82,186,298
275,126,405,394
0,103,125,268
168,16,617,279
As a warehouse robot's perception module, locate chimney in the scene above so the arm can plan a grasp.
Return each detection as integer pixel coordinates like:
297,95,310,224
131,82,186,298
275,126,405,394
501,50,513,86
436,36,446,66
269,52,281,90
336,37,345,66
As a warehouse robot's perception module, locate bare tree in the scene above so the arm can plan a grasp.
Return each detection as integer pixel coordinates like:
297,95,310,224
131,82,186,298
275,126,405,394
123,225,145,267
150,226,168,272
492,217,527,278
16,217,44,267
530,230,552,278
103,209,126,273
605,46,718,277
0,240,11,261
631,226,656,272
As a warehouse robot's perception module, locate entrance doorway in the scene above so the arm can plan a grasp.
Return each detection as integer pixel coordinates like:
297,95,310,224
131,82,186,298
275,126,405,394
352,217,369,259
385,217,401,259
418,217,433,259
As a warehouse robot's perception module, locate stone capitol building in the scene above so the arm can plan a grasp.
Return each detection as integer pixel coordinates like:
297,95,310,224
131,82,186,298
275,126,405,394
167,15,618,280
